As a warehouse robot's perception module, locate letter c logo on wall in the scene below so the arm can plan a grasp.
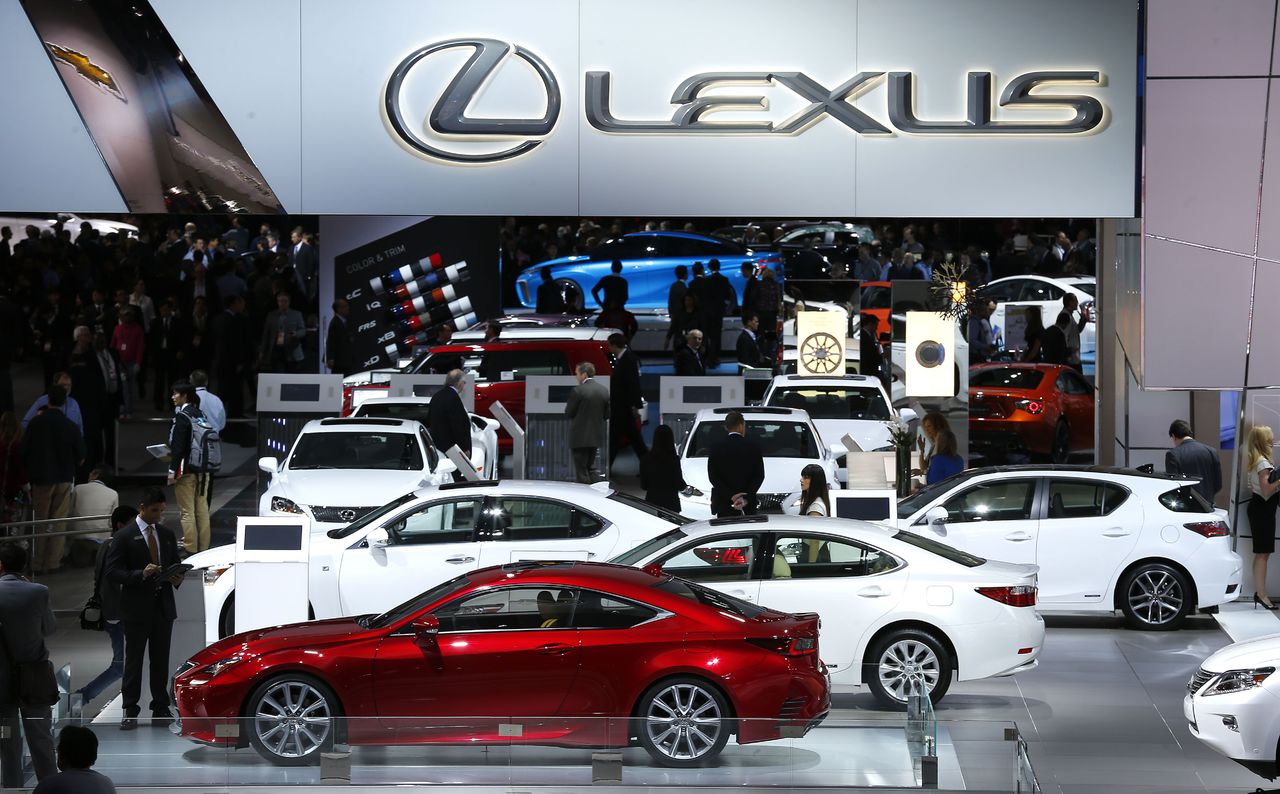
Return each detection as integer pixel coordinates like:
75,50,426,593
385,38,561,164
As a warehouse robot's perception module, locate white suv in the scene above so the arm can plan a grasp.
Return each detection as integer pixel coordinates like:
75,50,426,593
679,407,840,519
895,465,1242,630
1186,634,1280,779
352,396,499,480
258,417,454,533
762,373,917,453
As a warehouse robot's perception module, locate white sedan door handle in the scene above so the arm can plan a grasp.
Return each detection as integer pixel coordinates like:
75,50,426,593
857,586,890,598
728,590,755,602
1004,531,1034,542
1101,529,1132,538
445,555,475,564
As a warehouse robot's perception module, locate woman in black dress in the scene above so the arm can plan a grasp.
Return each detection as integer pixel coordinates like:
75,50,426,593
640,424,687,513
1245,425,1280,609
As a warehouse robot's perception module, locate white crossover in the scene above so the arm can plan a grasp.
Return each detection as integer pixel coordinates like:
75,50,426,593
1186,633,1280,781
258,417,457,533
895,465,1242,630
679,407,840,519
352,396,499,480
762,373,917,453
188,480,688,643
981,275,1096,362
612,514,1043,708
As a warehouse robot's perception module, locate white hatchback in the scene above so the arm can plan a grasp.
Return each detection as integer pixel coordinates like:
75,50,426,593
679,407,840,519
258,417,456,534
189,480,688,643
895,466,1243,630
1186,633,1280,780
762,373,917,452
612,514,1044,708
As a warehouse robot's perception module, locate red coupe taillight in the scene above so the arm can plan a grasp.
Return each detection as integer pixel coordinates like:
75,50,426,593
1184,520,1230,538
975,585,1037,607
747,636,818,656
1014,399,1045,415
693,546,749,565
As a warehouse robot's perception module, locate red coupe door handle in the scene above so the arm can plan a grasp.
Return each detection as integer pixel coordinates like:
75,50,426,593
537,643,573,655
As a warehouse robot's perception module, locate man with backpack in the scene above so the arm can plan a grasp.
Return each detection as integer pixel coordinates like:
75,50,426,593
166,382,219,555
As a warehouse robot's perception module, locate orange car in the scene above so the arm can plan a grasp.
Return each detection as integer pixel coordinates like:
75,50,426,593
858,281,894,343
968,363,1094,464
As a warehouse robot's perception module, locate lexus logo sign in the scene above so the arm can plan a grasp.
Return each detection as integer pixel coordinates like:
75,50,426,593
385,38,561,163
386,39,1107,165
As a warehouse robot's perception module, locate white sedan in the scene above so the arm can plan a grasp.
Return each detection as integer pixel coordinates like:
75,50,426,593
1186,633,1280,780
762,373,917,452
352,396,499,480
895,466,1243,630
259,417,456,534
679,407,840,518
188,480,687,643
612,514,1043,708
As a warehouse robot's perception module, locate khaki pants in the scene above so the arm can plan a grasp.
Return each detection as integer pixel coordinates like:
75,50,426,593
175,472,210,552
30,482,72,572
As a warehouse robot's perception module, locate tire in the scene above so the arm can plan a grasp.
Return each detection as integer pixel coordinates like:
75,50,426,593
1120,562,1192,630
1050,420,1071,464
635,677,731,767
246,674,340,766
555,278,585,313
864,628,953,710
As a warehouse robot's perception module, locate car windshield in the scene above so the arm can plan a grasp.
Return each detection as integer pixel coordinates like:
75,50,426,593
685,420,819,459
892,530,986,568
606,492,692,526
897,473,979,516
654,577,768,619
289,432,423,471
327,491,418,538
767,386,890,421
1071,282,1096,298
364,573,472,630
970,368,1045,390
610,529,690,566
356,403,429,425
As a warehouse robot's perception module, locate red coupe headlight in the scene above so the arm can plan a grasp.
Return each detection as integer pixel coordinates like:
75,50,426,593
975,585,1037,607
1014,399,1045,415
1184,520,1230,538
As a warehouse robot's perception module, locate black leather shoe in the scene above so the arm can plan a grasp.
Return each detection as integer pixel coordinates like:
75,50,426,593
150,712,173,726
120,717,137,731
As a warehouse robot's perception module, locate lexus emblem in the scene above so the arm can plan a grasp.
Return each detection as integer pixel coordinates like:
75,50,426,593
338,509,358,522
385,38,561,164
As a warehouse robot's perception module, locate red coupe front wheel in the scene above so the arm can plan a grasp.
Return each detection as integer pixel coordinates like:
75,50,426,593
246,675,340,766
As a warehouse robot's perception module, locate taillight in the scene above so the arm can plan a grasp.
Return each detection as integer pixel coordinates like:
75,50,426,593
747,636,817,656
1184,521,1230,538
975,585,1037,607
693,546,749,565
1014,399,1044,415
341,386,354,416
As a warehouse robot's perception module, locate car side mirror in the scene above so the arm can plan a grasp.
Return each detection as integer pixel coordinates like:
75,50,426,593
924,506,949,535
411,615,439,648
898,408,918,425
257,456,279,474
642,562,665,578
367,527,390,548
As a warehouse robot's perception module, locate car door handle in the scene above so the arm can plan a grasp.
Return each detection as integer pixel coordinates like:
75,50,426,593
1101,529,1132,538
727,590,755,602
857,586,890,598
1004,531,1034,542
445,555,475,564
537,643,573,656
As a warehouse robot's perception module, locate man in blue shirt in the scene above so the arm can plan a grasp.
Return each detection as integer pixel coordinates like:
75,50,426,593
188,371,225,432
21,372,83,436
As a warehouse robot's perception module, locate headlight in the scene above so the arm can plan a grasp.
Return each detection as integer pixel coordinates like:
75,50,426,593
1203,667,1274,696
270,496,303,514
203,565,232,585
204,654,247,678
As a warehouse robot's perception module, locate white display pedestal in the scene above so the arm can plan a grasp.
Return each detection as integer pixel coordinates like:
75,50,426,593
234,516,311,634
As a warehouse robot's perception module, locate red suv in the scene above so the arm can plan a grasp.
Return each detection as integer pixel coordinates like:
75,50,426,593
345,339,615,451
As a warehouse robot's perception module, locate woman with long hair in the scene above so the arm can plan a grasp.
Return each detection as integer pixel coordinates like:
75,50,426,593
799,463,831,517
640,424,687,513
1021,310,1044,362
1245,425,1280,609
926,428,965,484
915,411,949,476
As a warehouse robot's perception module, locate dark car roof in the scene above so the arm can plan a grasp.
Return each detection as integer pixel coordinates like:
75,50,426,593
621,231,733,244
427,338,610,354
964,464,1191,482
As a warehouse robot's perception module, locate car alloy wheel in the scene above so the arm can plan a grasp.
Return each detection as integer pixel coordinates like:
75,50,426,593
1121,563,1190,630
248,677,337,765
638,678,730,767
865,628,952,710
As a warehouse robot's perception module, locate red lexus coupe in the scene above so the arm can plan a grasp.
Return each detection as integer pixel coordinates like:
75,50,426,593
174,561,829,767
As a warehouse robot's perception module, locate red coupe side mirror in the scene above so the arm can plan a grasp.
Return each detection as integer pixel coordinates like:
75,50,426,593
642,563,665,578
411,615,440,648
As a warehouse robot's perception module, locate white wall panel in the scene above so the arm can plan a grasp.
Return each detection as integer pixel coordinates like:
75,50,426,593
1147,0,1275,77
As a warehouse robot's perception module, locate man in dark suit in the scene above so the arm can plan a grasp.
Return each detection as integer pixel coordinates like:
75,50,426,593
288,228,318,297
606,333,647,468
211,295,251,417
325,298,355,376
858,314,885,388
673,330,707,376
1039,312,1070,366
535,266,566,314
22,385,84,574
1167,419,1223,505
591,259,629,310
0,542,57,787
91,332,125,466
428,370,472,481
707,411,765,518
106,488,182,729
701,259,735,367
566,362,610,483
736,312,765,369
149,300,189,411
